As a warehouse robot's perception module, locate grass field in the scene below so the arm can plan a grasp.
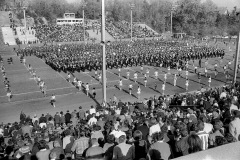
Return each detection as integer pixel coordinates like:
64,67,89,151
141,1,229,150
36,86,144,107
0,40,239,123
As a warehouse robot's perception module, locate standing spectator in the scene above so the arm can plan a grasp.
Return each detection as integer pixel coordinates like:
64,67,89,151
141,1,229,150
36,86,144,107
32,114,39,124
196,121,209,150
132,130,148,160
60,111,65,126
36,140,51,160
137,120,149,141
229,110,240,141
39,114,47,128
209,120,224,147
175,128,189,157
88,114,97,126
148,132,171,160
21,122,33,138
50,141,64,160
63,129,73,151
103,135,115,160
86,138,104,159
54,112,60,126
65,110,71,124
89,106,96,115
77,106,85,120
149,118,161,136
112,135,134,160
71,131,89,160
187,134,202,154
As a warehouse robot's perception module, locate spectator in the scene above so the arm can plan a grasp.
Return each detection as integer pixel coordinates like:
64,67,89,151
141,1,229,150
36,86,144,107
36,140,50,160
187,134,202,154
71,131,89,159
86,138,104,159
112,135,134,160
50,141,64,160
132,130,147,160
229,110,240,141
148,132,171,160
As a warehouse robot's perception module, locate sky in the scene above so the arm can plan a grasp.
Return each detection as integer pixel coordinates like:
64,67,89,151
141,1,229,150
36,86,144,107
203,0,240,10
66,0,240,10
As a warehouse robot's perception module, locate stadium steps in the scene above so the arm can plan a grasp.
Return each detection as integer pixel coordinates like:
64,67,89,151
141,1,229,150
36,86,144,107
0,11,11,27
1,27,16,45
136,23,159,35
86,29,115,42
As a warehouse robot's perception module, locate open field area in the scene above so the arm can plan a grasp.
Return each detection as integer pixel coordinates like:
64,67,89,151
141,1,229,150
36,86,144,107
0,40,239,123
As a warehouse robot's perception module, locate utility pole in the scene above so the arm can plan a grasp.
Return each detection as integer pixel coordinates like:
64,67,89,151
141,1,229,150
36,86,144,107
101,0,107,104
82,2,87,43
130,4,135,41
233,32,240,84
23,7,27,44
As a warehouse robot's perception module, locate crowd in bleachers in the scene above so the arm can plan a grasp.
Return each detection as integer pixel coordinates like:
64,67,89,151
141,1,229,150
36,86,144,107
0,82,240,160
106,20,158,39
34,24,89,43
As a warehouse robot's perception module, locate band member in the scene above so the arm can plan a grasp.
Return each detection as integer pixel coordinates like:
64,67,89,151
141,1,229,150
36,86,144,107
119,79,123,90
129,83,133,95
194,66,198,73
50,94,56,108
208,76,211,87
98,73,102,83
67,72,71,82
178,67,182,77
186,70,189,79
204,67,208,77
137,86,141,99
186,78,189,91
162,83,165,95
154,82,157,90
85,83,89,96
198,72,201,85
134,72,138,83
167,66,170,74
73,77,77,86
7,89,12,102
77,80,82,91
144,77,147,87
118,68,121,77
164,73,167,82
223,65,227,75
32,70,36,80
92,88,96,98
154,70,158,79
146,68,150,78
141,66,144,74
94,71,98,78
173,74,177,86
126,70,130,79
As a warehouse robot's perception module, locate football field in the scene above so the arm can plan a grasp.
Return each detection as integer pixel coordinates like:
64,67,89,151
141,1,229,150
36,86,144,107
0,40,239,123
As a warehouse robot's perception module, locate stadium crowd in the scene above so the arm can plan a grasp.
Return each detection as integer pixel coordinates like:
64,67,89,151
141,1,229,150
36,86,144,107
0,82,240,160
16,40,225,73
34,24,89,43
106,21,157,39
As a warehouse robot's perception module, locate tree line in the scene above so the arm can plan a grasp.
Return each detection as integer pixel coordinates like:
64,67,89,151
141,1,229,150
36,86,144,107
1,0,240,36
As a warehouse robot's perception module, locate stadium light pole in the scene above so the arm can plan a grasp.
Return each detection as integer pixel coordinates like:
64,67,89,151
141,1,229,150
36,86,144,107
233,32,240,84
101,0,107,104
130,4,135,41
82,2,87,43
23,7,27,43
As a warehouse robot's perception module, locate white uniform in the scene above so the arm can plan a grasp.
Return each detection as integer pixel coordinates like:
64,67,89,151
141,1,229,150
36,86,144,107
154,71,158,79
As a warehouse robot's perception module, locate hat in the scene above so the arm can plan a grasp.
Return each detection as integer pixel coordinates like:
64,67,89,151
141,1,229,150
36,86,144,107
19,146,30,154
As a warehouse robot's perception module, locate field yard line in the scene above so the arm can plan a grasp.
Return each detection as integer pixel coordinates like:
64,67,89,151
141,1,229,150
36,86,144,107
0,85,119,105
123,67,136,72
106,70,127,81
0,86,76,98
5,67,49,73
38,58,72,87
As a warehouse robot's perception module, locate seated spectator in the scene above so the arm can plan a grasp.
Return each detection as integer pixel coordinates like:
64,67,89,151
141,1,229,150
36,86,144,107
187,134,202,154
36,140,50,160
